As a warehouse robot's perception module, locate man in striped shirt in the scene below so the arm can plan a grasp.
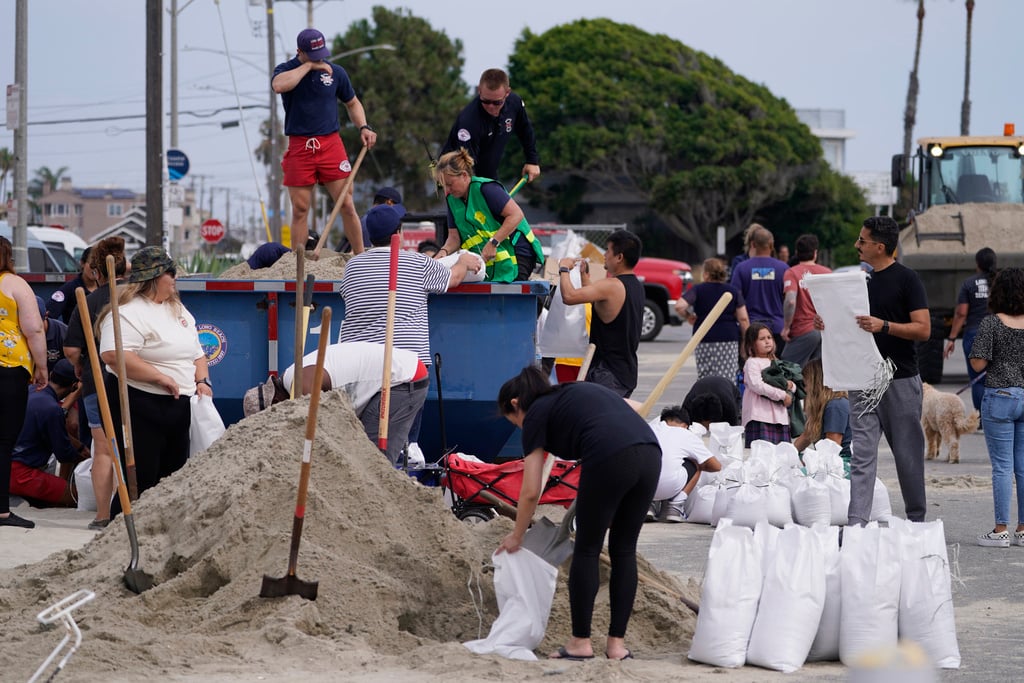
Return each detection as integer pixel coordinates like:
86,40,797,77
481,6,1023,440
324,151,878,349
339,204,480,454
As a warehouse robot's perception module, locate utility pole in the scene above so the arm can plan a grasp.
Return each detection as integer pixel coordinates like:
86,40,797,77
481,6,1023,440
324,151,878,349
145,0,164,247
11,0,29,271
266,0,282,242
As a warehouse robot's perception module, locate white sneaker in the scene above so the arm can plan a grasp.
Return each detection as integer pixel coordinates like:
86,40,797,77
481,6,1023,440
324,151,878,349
646,502,661,522
405,442,426,468
659,502,686,523
977,529,1010,548
1014,530,1024,547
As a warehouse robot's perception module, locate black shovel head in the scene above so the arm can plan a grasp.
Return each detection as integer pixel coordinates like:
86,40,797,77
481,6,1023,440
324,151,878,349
260,573,319,601
521,516,574,567
124,568,155,594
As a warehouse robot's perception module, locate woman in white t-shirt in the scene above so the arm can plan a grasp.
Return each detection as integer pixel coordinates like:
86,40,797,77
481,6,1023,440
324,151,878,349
99,247,210,498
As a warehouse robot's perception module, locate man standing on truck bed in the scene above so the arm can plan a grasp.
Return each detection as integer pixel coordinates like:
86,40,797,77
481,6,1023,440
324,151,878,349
441,68,541,184
817,216,931,525
272,28,376,255
558,230,645,398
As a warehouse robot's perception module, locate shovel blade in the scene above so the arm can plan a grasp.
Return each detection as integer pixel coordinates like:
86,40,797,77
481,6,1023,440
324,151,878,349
521,516,574,567
260,573,319,601
124,568,155,594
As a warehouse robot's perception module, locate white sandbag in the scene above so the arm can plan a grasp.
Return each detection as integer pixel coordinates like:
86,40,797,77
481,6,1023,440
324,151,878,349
190,394,226,457
870,477,893,521
463,548,557,660
709,423,744,462
773,441,802,469
74,457,97,512
765,483,793,527
438,249,486,283
688,520,764,668
791,475,831,527
537,266,588,357
891,519,960,669
807,525,842,661
685,484,717,525
754,521,780,578
826,477,851,526
724,482,768,530
711,485,736,527
748,440,775,463
839,525,901,665
747,524,827,672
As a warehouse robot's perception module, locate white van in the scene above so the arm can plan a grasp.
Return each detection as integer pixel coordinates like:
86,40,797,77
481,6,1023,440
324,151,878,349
0,222,68,273
29,226,89,265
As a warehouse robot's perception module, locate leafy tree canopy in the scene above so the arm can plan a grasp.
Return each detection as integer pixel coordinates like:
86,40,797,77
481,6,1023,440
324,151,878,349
329,6,467,211
509,19,865,257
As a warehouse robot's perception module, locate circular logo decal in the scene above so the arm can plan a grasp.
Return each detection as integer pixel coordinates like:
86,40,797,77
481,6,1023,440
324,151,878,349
340,160,352,172
457,128,471,142
197,323,228,366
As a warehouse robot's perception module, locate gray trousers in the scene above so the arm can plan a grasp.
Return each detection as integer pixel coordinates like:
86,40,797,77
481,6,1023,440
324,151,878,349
359,380,429,465
779,330,822,367
848,375,927,524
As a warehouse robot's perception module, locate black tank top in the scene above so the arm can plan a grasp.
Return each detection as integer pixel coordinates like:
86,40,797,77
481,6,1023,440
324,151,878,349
589,273,644,392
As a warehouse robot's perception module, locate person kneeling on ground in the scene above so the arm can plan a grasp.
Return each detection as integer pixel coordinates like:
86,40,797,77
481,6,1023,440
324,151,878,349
647,406,722,522
242,341,429,466
10,359,89,507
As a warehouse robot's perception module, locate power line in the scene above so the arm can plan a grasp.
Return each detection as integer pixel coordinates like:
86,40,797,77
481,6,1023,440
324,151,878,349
27,103,269,126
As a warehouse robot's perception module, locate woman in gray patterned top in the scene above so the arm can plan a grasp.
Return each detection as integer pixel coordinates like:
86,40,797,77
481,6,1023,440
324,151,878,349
969,267,1024,548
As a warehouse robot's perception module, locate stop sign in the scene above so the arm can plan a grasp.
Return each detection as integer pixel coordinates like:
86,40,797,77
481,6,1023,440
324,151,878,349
201,219,225,244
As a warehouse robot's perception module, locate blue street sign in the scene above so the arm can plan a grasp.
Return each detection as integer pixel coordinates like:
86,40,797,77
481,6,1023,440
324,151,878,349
167,149,190,181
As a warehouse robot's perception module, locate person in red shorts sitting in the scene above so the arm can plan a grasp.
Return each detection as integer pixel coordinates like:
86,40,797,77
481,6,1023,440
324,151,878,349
10,359,88,507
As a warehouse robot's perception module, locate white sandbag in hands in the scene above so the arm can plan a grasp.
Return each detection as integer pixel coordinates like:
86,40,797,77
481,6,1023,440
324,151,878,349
438,250,486,283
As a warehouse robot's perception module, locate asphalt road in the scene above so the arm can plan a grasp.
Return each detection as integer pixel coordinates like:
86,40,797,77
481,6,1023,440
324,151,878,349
634,323,1024,680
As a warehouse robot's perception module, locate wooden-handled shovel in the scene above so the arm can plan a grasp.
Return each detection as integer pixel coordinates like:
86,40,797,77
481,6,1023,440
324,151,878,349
106,255,139,501
312,145,368,258
260,306,333,601
74,287,154,594
377,233,400,454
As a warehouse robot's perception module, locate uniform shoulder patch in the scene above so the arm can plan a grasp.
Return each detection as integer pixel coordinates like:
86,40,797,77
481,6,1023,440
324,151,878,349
457,128,471,142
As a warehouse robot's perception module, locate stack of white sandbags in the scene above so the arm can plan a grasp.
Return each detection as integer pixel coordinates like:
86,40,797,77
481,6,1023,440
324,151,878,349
688,519,960,673
685,434,894,529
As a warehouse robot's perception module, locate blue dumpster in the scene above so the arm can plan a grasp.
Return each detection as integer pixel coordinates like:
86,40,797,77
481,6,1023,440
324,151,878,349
177,278,548,463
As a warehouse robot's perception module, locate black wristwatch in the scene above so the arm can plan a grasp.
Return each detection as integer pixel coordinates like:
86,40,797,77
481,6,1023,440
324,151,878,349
947,337,956,343
359,124,374,132
881,320,890,335
559,267,571,274
196,377,213,388
488,237,500,248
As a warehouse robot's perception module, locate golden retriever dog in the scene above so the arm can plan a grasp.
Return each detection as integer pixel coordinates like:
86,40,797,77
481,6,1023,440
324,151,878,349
922,382,979,464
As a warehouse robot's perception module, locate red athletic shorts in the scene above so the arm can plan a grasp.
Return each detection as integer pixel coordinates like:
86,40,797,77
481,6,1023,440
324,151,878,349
281,134,351,187
10,460,69,505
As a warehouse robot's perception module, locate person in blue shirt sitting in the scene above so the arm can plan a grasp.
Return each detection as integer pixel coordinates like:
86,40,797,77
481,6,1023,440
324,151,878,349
9,359,89,507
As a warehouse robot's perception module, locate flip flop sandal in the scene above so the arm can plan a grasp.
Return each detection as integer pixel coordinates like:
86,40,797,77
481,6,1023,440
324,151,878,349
550,646,594,661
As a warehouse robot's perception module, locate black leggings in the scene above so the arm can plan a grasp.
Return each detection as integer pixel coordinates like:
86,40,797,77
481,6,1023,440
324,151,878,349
0,367,29,514
569,443,661,639
106,376,191,507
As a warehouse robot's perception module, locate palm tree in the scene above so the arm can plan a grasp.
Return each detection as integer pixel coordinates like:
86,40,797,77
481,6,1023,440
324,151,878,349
960,0,975,135
902,0,926,176
28,165,69,223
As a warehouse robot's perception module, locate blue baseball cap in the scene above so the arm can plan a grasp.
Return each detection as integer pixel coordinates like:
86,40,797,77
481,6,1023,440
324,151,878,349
297,28,330,61
365,204,407,245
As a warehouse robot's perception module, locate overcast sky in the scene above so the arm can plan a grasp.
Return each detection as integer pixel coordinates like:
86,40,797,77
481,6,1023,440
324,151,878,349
2,0,1021,223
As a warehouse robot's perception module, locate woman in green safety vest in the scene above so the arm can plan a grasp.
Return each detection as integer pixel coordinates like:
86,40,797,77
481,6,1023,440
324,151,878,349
433,149,544,283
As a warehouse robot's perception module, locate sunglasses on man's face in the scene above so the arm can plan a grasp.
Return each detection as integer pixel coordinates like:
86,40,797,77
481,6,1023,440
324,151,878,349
479,96,506,106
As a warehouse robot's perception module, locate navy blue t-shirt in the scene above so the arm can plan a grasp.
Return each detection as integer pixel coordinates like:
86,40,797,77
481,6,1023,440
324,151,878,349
521,382,658,466
273,58,356,136
683,282,745,343
956,273,990,331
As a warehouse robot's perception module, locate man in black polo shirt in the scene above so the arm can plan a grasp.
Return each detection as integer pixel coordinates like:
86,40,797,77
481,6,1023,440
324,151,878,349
441,68,540,183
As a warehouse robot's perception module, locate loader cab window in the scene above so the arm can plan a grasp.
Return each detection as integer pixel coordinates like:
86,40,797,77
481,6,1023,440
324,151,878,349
926,146,1024,206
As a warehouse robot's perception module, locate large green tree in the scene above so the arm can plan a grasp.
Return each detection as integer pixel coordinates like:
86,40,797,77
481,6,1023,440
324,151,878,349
329,6,467,211
509,19,844,257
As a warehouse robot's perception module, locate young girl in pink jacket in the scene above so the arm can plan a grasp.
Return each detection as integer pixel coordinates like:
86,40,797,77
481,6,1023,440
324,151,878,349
741,323,795,447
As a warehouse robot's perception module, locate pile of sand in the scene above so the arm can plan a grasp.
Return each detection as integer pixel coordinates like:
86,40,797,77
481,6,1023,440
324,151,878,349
218,250,351,281
0,391,697,681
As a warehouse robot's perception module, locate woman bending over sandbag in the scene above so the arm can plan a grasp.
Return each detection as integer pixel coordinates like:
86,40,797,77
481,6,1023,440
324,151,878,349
496,366,661,661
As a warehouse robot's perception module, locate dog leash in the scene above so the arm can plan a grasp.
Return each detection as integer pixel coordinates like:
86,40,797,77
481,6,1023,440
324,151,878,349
955,371,986,396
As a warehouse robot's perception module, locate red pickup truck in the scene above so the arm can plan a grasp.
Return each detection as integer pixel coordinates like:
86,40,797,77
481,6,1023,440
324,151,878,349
633,256,694,341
